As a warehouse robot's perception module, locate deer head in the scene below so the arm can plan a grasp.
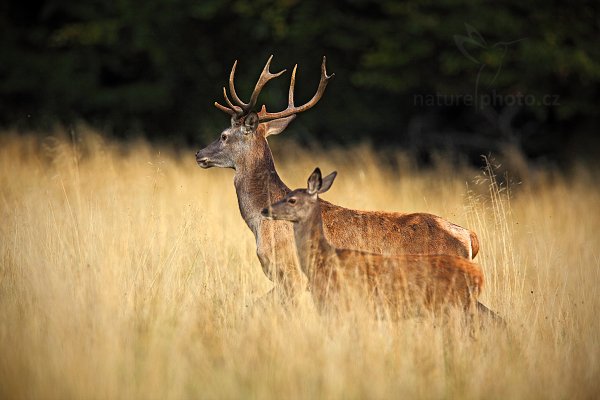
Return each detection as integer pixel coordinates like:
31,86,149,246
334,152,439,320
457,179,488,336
196,56,334,170
261,168,337,222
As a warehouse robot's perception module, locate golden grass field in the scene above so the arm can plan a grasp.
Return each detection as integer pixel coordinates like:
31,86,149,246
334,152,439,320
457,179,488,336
1,129,599,399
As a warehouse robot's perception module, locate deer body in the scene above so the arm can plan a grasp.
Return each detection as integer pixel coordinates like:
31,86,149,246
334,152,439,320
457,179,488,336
262,169,484,316
196,56,480,301
228,137,477,298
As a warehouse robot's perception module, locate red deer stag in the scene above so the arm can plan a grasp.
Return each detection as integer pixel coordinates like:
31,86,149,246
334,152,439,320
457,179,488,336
261,168,484,318
196,56,480,304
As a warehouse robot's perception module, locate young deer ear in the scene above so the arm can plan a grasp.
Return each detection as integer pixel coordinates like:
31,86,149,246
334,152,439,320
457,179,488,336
307,167,322,195
262,115,296,137
318,171,337,194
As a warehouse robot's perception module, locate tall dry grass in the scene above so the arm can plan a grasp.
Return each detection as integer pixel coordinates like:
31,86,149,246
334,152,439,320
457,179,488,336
0,129,598,399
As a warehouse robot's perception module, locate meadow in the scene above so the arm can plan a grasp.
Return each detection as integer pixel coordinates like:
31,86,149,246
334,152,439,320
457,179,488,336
0,129,599,399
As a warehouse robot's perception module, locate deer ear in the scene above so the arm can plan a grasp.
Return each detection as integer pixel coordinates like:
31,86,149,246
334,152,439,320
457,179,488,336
262,115,296,137
242,112,259,135
307,167,322,195
318,171,337,194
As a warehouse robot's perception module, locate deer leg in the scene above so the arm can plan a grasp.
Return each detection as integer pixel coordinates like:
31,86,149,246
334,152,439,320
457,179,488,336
255,249,304,307
476,301,506,327
250,286,285,310
256,245,276,282
250,276,302,311
253,219,306,310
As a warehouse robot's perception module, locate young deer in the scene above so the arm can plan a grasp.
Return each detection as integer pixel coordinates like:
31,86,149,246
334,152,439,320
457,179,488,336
261,168,485,317
196,56,480,303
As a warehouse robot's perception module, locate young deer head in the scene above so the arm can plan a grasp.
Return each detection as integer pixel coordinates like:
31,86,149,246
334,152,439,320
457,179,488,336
196,56,334,170
261,168,337,222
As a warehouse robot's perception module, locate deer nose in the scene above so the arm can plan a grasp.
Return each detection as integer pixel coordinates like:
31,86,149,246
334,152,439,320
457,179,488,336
196,155,211,168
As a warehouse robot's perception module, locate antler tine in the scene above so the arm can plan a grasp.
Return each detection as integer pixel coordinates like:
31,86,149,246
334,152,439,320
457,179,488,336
246,55,287,113
228,60,247,110
222,87,242,114
288,64,298,107
214,101,237,116
258,56,335,122
226,55,287,115
213,60,244,116
214,87,243,116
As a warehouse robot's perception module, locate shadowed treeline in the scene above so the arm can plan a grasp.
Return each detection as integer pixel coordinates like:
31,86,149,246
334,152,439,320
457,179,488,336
1,1,599,166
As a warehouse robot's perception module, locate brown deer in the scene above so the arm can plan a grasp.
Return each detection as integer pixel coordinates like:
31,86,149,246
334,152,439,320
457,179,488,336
196,56,480,304
261,168,484,317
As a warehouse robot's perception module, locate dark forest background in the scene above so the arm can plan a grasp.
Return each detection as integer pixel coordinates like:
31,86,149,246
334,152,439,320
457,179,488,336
1,0,599,167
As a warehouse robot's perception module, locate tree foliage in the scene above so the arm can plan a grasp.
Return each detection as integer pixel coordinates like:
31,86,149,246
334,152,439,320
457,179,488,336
1,0,598,161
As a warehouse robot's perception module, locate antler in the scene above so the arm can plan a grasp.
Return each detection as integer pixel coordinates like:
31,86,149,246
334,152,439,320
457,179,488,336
214,55,334,121
258,56,334,122
214,55,286,117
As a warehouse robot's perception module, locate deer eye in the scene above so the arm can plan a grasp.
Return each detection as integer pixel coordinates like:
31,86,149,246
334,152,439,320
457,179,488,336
221,134,228,141
287,198,297,204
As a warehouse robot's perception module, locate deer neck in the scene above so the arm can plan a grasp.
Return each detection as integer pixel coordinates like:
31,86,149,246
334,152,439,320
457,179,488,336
233,138,289,235
292,203,335,281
